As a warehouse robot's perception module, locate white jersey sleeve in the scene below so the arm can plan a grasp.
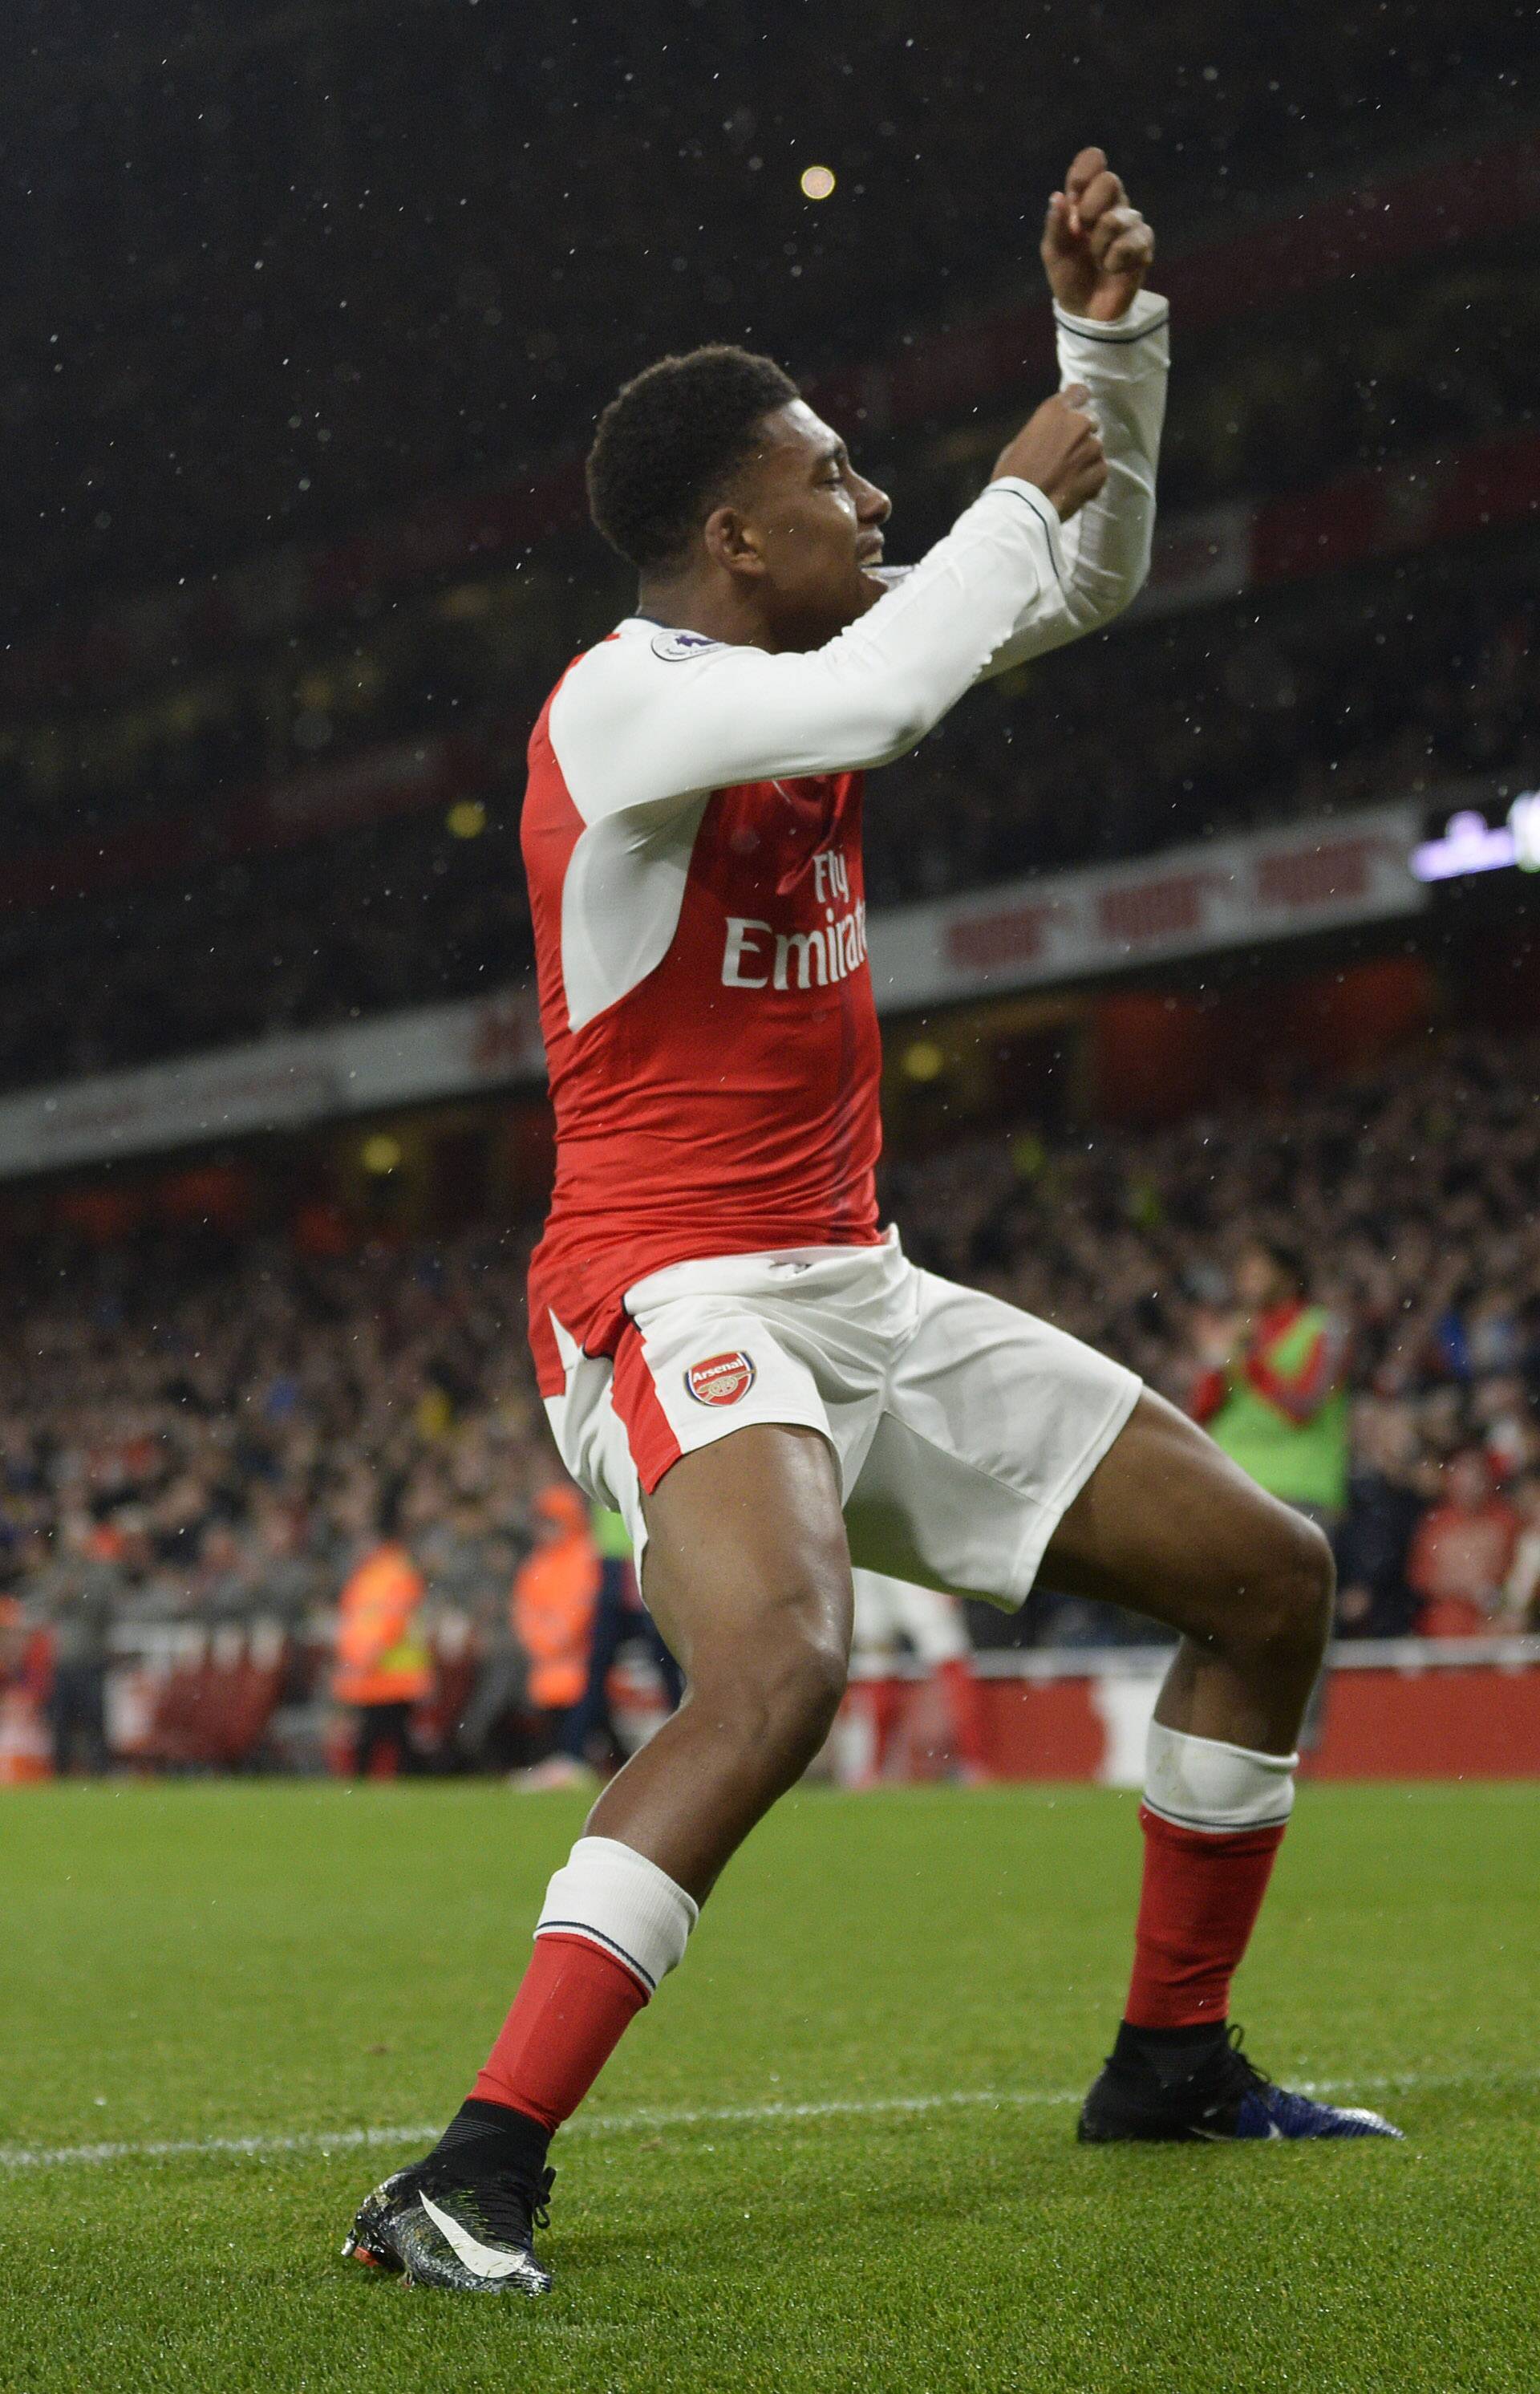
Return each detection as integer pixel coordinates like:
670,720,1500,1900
976,287,1169,679
547,291,1168,826
548,476,1066,824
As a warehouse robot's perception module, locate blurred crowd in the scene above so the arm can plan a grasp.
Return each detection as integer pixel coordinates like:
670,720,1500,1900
1,1026,1536,1773
891,1030,1540,1644
0,1231,547,1633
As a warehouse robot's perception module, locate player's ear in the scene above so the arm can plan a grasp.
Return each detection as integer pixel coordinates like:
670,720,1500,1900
702,503,766,580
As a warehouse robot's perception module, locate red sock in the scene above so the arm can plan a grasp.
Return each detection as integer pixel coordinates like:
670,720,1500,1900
1123,1805,1287,2029
471,1933,649,2132
934,1658,987,1774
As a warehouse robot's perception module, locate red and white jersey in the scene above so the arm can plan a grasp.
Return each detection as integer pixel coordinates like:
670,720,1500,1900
524,292,1169,1395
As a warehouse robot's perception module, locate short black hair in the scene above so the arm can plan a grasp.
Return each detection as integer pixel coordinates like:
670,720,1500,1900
586,344,800,575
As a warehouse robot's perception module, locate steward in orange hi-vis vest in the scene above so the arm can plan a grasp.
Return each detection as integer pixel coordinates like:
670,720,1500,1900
512,1487,601,1712
332,1541,431,1708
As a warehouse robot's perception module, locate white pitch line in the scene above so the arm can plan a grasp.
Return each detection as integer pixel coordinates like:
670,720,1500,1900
1,2066,1532,2175
0,2121,448,2173
573,2085,1084,2135
0,2089,1072,2173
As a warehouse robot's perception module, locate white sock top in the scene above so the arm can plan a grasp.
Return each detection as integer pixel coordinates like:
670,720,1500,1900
1144,1719,1298,1834
534,1835,699,1994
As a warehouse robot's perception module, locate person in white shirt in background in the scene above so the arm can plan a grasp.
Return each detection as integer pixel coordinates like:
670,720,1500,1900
843,1568,990,1787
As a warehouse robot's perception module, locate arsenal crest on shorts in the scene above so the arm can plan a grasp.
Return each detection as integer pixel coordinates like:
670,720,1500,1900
684,1350,757,1406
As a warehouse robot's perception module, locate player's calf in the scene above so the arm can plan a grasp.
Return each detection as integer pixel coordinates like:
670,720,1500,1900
1040,1398,1384,2145
1077,1710,1400,2144
346,1836,697,2291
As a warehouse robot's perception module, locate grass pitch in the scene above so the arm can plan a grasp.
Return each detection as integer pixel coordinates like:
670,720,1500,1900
2,1780,1536,2393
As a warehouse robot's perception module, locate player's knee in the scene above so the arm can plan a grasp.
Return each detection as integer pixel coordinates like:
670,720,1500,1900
762,1628,849,1768
1246,1508,1334,1668
703,1616,848,1775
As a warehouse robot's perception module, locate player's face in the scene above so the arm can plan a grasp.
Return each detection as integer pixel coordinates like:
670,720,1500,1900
736,401,892,651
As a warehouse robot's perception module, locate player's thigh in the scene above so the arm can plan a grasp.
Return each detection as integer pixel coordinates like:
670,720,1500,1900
639,1422,853,1686
575,1292,861,1647
1041,1385,1331,1643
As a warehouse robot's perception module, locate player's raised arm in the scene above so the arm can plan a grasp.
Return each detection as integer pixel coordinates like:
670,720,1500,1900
978,147,1169,679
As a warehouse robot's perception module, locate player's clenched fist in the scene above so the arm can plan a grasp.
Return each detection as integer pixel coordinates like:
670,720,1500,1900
991,384,1107,521
1041,146,1155,322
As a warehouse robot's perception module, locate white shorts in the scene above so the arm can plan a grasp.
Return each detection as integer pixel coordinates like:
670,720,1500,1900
542,1227,1140,1613
851,1568,971,1666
